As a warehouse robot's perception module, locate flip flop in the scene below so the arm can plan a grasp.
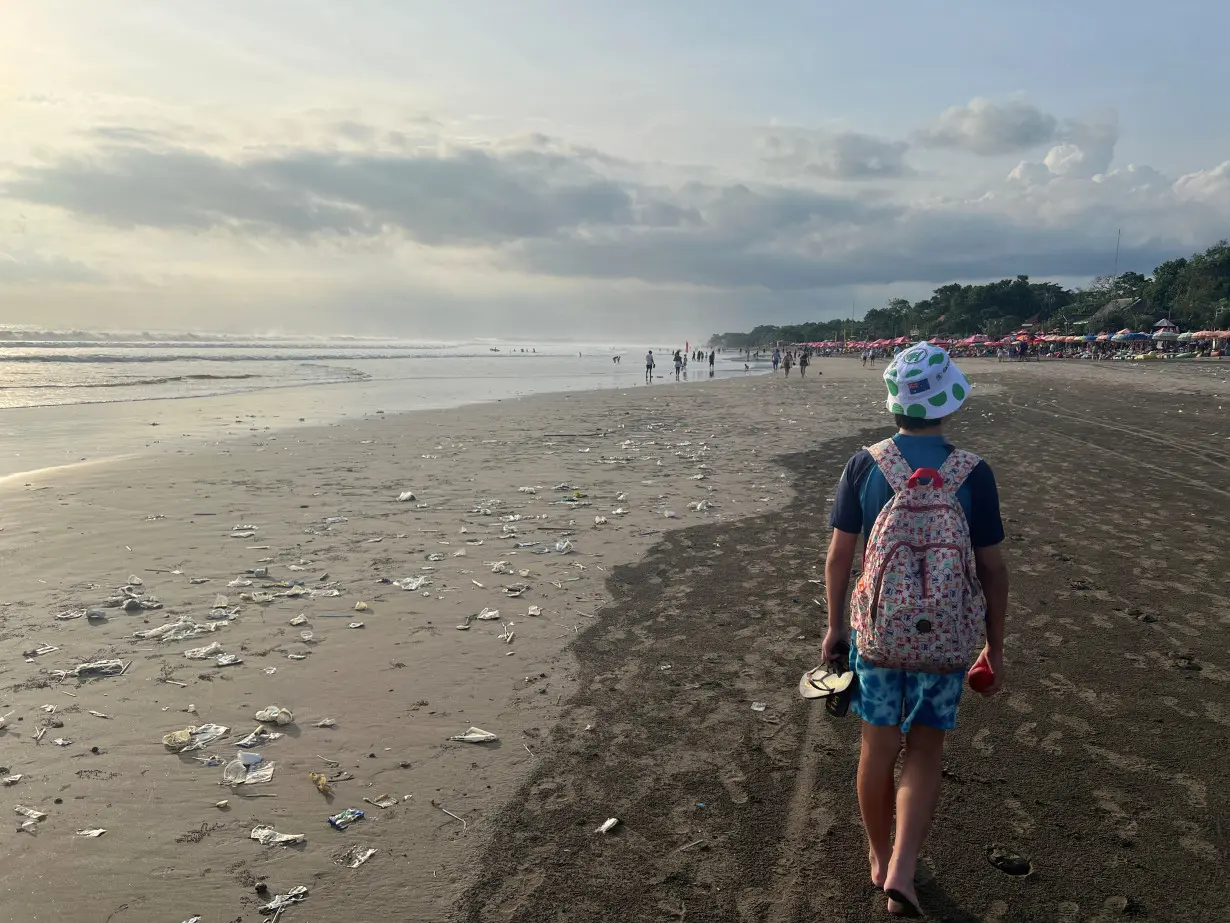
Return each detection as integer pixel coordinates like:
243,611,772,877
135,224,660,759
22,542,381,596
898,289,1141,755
885,889,923,918
797,664,855,700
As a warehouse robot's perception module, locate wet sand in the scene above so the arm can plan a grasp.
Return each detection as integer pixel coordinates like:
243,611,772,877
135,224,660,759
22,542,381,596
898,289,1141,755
2,360,1228,921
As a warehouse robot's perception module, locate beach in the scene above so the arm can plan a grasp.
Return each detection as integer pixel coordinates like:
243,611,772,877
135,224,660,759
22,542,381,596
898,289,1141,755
1,359,1228,922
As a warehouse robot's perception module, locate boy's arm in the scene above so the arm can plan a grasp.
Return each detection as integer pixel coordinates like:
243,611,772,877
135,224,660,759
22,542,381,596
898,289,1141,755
974,543,1009,691
822,529,859,660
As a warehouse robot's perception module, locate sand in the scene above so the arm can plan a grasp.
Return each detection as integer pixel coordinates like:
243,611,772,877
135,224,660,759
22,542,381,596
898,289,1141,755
1,359,1228,922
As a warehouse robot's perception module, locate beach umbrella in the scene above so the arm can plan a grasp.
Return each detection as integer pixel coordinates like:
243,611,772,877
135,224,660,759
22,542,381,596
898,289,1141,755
1096,333,1111,341
1177,331,1194,341
1152,330,1179,341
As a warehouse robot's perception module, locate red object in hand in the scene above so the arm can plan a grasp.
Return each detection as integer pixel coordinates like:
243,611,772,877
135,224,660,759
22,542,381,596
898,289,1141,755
968,652,994,692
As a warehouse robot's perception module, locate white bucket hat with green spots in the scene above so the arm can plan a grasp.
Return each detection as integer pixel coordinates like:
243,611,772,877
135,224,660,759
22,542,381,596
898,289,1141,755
883,341,970,420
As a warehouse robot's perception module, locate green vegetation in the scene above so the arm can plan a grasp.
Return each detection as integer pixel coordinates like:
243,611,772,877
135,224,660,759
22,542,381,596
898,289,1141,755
708,240,1230,348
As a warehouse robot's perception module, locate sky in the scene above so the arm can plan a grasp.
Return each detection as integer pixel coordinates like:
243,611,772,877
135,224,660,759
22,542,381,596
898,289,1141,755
2,0,1229,340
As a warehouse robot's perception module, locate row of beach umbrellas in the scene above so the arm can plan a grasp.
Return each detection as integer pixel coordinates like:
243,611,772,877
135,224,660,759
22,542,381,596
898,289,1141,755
796,329,1229,349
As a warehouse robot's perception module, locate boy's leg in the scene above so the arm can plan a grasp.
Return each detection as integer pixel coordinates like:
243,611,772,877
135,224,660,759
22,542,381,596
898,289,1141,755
883,723,946,915
858,722,901,888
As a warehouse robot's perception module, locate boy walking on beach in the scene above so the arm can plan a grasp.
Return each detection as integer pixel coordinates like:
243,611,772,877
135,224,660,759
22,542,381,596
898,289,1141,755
645,350,655,382
822,342,1009,917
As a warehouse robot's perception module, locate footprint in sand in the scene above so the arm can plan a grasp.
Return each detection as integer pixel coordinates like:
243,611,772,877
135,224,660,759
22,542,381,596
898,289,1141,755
1055,901,1081,923
1014,722,1038,748
1002,798,1035,836
972,727,994,755
1039,729,1063,754
1051,713,1092,736
980,899,1010,923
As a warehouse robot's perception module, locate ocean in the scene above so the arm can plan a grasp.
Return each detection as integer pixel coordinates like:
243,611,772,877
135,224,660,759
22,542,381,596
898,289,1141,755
0,332,751,478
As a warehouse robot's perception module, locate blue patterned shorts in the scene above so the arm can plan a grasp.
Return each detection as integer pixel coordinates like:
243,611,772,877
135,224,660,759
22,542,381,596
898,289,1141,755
848,631,967,733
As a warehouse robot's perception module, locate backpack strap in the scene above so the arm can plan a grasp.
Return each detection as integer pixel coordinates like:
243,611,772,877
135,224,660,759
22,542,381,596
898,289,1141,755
867,439,912,493
937,449,982,494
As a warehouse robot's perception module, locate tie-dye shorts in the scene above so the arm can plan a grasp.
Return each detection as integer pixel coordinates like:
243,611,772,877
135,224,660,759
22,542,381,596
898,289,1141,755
847,631,967,733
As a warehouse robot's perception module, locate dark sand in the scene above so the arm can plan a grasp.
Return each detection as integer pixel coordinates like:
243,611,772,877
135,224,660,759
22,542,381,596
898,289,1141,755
456,364,1230,923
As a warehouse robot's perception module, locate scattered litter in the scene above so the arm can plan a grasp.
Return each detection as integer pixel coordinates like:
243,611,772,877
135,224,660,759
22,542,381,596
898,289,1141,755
3,775,22,786
554,540,573,554
263,667,277,675
363,794,397,809
230,531,256,539
255,706,294,726
300,630,315,642
75,828,107,838
52,737,73,747
73,660,127,677
259,885,309,915
55,610,85,621
327,808,365,830
224,758,276,786
236,727,284,749
663,510,678,519
354,601,369,611
288,653,309,661
527,606,542,616
163,724,230,752
397,491,417,502
88,710,111,719
348,622,365,629
395,576,430,591
475,608,501,621
504,584,528,598
436,804,468,831
15,806,46,822
289,614,308,626
215,653,243,667
449,727,499,743
751,702,768,712
595,817,620,834
594,516,608,525
249,825,304,848
216,800,229,809
309,772,333,796
228,578,253,588
316,718,337,728
337,845,377,868
184,641,225,660
134,618,223,642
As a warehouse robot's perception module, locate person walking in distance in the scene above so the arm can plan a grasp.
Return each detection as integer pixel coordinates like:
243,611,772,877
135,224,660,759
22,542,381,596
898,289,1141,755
822,342,1009,917
708,349,716,376
799,349,810,378
645,349,655,382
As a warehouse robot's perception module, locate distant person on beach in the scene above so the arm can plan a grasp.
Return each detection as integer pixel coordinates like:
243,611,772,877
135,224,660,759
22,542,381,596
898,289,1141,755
772,347,782,372
783,351,793,377
645,350,655,382
708,350,716,376
822,342,1009,918
799,350,810,378
674,351,683,380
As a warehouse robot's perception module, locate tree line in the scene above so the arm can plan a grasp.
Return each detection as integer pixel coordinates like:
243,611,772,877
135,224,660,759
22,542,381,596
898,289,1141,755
708,240,1230,348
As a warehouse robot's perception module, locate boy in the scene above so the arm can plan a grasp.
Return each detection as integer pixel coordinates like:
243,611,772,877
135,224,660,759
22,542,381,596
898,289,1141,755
822,342,1009,917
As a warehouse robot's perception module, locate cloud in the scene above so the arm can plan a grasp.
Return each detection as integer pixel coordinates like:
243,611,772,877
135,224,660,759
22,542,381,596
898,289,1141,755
0,120,1222,302
916,97,1058,155
0,250,103,284
760,130,912,179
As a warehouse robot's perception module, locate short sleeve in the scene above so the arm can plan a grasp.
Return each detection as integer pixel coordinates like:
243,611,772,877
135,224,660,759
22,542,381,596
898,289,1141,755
965,461,1005,548
829,450,872,534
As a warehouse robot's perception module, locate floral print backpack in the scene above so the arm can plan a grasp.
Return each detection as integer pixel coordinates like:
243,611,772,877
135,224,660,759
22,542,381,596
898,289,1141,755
849,439,986,673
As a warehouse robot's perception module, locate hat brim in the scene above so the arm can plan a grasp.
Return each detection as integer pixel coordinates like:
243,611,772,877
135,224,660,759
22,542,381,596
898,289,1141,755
798,666,855,699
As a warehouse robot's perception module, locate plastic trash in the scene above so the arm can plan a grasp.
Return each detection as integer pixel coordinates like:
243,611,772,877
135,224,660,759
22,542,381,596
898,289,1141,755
74,659,126,677
309,772,333,796
475,608,501,621
15,806,46,822
448,727,499,743
315,718,337,728
554,540,573,554
300,630,315,642
184,641,225,660
215,653,243,667
289,614,308,626
250,825,305,847
133,618,221,642
354,601,369,611
595,817,620,834
240,751,265,766
397,491,417,502
327,808,365,830
527,606,542,616
259,885,309,914
236,727,282,749
75,828,107,837
594,516,609,525
255,706,294,726
3,774,23,786
395,576,430,591
53,737,73,746
751,701,768,712
348,622,365,629
503,584,528,598
338,845,377,868
225,758,276,785
163,724,230,752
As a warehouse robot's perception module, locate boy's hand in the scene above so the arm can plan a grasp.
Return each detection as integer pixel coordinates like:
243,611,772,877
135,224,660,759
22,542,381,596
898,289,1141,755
822,628,849,666
978,645,1005,696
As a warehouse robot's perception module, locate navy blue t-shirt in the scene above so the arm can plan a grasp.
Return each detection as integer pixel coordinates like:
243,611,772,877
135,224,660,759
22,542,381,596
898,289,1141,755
829,434,1004,548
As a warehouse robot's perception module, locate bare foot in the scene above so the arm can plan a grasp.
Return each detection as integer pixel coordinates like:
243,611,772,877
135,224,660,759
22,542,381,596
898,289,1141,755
883,877,922,918
868,847,890,889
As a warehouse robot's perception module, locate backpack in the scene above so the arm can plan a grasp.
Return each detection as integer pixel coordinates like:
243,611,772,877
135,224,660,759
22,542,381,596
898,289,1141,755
849,439,986,673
